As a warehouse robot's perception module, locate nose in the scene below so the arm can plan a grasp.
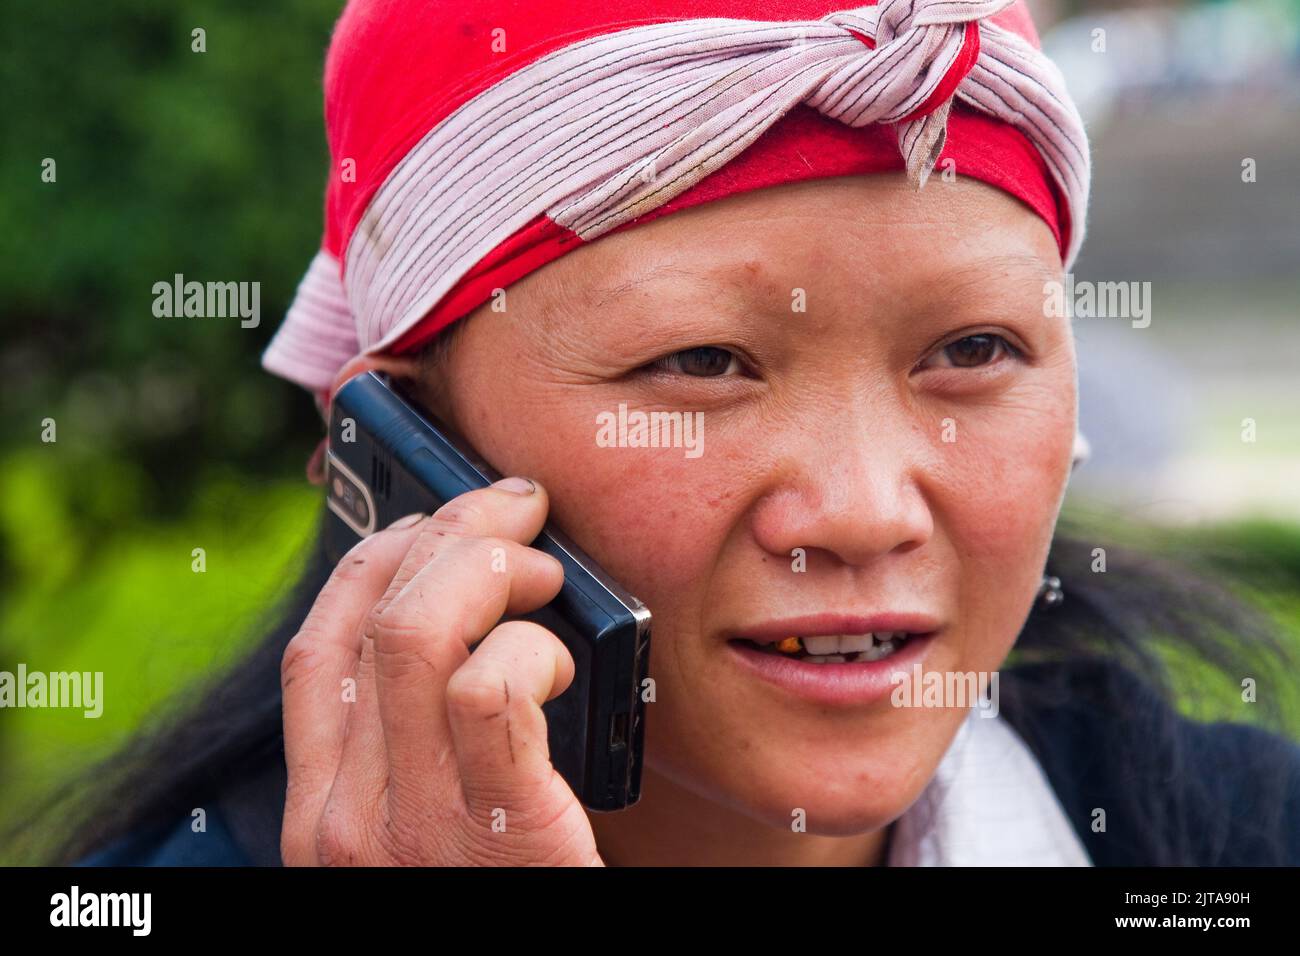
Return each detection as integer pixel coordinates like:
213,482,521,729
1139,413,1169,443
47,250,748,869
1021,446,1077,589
750,414,934,569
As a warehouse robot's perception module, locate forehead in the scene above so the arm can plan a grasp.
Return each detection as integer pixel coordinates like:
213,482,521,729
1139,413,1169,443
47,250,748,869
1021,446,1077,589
532,175,1060,316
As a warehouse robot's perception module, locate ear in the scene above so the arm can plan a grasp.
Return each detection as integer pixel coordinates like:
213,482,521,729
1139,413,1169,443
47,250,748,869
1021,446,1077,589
303,350,424,486
323,350,423,420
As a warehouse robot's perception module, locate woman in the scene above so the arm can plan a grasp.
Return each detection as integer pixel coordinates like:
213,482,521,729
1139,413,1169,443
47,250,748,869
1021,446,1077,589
55,0,1300,866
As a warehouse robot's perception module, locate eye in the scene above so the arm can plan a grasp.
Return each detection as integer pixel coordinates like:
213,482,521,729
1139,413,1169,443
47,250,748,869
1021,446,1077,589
648,346,743,378
918,333,1021,370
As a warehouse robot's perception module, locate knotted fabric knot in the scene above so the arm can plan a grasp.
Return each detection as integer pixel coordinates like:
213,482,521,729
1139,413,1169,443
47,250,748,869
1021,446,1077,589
813,0,994,184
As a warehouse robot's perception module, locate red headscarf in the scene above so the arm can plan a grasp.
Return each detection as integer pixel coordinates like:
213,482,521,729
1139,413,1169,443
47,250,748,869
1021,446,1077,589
263,0,1090,402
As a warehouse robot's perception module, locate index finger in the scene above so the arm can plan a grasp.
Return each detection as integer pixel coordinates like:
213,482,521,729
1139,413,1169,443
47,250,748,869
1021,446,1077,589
279,514,427,864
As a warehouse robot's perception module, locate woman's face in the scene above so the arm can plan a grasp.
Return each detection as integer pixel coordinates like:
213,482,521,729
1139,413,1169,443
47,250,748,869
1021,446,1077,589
408,173,1076,842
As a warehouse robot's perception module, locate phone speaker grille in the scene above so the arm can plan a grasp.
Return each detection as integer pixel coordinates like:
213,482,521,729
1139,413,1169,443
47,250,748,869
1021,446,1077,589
371,455,392,500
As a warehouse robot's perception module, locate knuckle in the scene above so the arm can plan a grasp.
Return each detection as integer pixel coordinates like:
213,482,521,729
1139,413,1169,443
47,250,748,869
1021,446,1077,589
405,524,451,558
365,601,434,655
281,631,328,690
441,537,520,594
465,535,515,566
314,824,355,868
313,805,357,867
364,600,468,682
314,797,390,867
445,665,511,718
426,498,486,535
327,550,373,586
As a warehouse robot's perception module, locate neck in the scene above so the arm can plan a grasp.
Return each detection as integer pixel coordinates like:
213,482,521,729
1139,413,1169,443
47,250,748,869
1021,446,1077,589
586,766,891,867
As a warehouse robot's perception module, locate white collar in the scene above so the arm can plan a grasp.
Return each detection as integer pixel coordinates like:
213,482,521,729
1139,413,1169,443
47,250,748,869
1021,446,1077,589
887,707,1093,866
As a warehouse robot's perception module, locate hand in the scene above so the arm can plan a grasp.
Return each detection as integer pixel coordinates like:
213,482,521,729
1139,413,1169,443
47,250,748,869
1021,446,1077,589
280,476,603,866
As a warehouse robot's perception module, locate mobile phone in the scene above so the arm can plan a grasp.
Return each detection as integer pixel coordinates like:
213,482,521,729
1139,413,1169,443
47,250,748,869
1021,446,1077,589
323,370,651,811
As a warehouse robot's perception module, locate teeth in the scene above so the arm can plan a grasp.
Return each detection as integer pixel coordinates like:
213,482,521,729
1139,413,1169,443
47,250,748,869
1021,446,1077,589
795,633,905,655
743,631,916,664
801,635,842,655
860,641,895,662
822,639,903,663
798,638,909,664
806,654,847,664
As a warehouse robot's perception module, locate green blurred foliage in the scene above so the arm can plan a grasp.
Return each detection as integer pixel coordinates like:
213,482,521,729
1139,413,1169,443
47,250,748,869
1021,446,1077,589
0,0,338,845
0,451,319,834
0,0,337,525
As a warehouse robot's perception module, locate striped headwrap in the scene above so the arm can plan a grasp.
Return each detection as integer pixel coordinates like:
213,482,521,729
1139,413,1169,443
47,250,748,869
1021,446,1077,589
263,0,1090,402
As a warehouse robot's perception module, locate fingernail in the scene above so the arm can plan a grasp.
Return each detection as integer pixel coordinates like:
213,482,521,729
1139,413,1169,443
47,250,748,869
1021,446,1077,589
492,476,536,495
387,512,426,530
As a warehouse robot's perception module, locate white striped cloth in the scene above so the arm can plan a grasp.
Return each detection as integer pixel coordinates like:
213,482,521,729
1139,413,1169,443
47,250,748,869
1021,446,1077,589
889,707,1094,866
262,0,1090,396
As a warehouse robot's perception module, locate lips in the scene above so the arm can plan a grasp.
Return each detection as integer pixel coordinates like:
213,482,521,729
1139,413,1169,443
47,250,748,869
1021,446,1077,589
723,612,943,705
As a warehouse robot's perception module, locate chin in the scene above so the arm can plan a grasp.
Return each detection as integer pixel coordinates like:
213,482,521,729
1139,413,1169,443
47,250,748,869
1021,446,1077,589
679,724,952,837
774,745,943,835
726,769,930,838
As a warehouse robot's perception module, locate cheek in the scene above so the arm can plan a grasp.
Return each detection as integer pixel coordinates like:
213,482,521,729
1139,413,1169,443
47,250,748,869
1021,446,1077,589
926,374,1076,661
946,411,1070,550
459,390,737,606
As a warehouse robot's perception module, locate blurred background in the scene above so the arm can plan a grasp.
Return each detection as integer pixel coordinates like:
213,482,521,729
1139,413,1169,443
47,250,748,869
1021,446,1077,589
1,0,1298,859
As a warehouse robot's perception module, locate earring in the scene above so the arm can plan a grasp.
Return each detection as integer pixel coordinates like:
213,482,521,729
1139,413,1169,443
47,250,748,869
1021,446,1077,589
1037,574,1064,609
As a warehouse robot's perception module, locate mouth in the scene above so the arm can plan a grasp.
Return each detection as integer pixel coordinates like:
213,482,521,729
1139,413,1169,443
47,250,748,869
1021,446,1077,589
729,632,921,664
722,614,943,705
